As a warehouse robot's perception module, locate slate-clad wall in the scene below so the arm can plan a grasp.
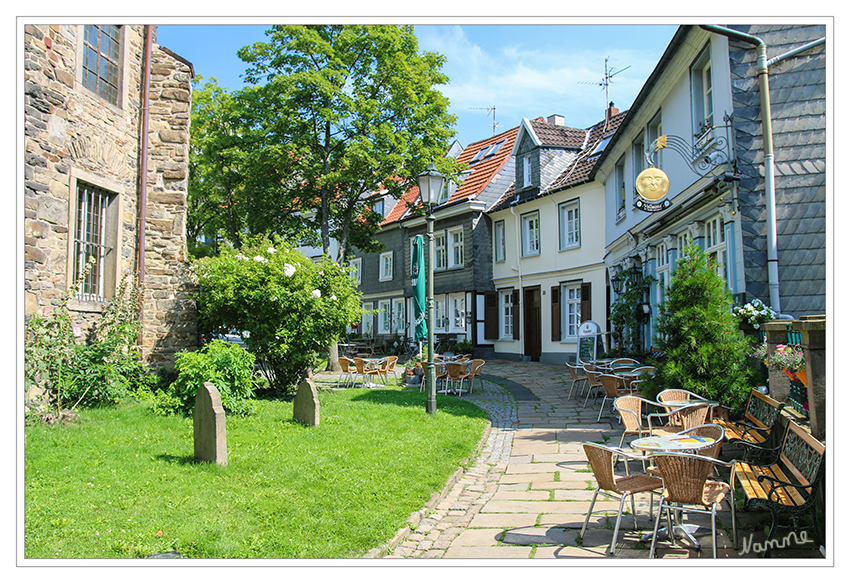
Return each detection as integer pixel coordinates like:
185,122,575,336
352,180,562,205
729,24,826,316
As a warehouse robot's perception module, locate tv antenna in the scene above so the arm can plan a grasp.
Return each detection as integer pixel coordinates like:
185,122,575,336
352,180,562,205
579,57,631,108
469,106,497,136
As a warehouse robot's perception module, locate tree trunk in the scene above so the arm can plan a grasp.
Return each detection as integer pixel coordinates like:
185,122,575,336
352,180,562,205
326,341,341,372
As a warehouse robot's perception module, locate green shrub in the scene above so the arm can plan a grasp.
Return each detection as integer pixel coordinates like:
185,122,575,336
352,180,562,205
642,243,753,409
163,339,258,416
194,236,362,394
25,266,149,413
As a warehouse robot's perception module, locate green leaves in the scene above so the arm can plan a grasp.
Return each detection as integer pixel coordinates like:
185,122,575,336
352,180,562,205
191,25,459,262
195,236,362,393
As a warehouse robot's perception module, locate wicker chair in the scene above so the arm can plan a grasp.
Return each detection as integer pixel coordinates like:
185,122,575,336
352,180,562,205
565,363,588,400
609,358,641,368
614,396,681,449
581,443,663,554
351,358,369,388
445,361,471,395
337,357,353,389
384,355,399,383
583,366,605,408
466,359,485,394
597,374,634,422
647,402,712,436
657,389,711,426
627,366,656,389
648,452,735,558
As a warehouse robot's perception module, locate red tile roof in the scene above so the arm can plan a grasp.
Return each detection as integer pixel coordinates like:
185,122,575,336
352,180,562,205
381,125,519,225
446,126,519,205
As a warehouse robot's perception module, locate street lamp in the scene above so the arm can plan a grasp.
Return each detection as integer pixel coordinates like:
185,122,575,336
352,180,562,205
417,163,446,414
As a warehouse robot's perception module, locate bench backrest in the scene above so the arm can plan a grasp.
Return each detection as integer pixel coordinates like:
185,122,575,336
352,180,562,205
779,421,826,497
744,389,784,430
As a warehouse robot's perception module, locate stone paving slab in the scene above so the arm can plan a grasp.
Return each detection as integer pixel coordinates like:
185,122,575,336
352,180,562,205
363,360,825,561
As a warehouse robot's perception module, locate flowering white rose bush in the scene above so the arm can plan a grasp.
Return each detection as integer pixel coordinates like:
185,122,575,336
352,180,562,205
195,236,362,393
733,299,776,328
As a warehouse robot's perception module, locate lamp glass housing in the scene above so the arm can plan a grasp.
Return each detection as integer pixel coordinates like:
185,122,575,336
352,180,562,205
417,163,446,206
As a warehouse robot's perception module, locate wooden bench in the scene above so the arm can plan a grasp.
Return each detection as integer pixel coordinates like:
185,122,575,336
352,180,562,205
730,421,825,557
713,389,785,447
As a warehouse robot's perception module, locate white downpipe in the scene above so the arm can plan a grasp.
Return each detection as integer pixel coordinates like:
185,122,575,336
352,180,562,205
701,26,824,315
700,26,778,312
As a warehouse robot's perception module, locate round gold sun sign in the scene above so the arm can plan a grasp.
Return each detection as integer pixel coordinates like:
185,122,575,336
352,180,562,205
635,167,670,201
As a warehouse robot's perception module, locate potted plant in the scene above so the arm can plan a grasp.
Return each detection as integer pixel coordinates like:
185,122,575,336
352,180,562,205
733,299,776,330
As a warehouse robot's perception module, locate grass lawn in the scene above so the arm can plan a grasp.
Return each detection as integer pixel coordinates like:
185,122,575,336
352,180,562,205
24,385,489,559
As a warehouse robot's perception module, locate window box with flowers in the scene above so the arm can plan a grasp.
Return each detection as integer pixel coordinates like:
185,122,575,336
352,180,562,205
733,299,776,330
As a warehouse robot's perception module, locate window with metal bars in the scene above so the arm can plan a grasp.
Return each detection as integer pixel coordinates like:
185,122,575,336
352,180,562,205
83,25,121,105
74,182,114,302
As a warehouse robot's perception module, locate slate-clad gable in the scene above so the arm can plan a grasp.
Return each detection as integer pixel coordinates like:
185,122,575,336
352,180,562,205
728,24,826,316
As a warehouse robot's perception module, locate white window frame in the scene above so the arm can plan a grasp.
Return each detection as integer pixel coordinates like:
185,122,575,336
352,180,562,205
499,290,514,340
705,215,728,284
448,227,464,268
647,110,663,169
361,302,373,336
349,257,362,285
449,293,466,332
559,200,580,250
434,231,447,271
561,284,582,340
494,220,506,263
434,296,447,332
379,251,393,282
655,242,669,306
392,298,406,334
521,211,540,257
377,299,391,334
615,156,626,220
523,154,532,187
691,45,714,136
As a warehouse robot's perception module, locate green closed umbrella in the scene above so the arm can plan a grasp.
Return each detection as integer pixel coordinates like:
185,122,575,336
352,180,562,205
411,235,428,343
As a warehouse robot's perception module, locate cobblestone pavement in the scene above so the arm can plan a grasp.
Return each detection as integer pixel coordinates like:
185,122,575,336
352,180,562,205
319,359,824,560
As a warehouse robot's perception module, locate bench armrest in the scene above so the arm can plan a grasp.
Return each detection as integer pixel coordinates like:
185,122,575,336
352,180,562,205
756,473,815,504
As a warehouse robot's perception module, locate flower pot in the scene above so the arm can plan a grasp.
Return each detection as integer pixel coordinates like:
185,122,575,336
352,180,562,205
794,369,807,386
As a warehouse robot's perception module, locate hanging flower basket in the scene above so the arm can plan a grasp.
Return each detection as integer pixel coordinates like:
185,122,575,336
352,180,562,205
785,368,807,387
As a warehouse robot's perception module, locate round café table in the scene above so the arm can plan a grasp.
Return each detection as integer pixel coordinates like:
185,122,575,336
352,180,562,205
630,433,721,549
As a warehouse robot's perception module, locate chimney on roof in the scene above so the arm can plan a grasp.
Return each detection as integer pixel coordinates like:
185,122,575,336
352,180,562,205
547,114,565,126
605,102,619,122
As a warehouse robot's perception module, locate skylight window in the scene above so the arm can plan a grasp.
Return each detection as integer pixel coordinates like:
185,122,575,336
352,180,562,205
471,146,490,162
488,140,506,157
588,134,614,159
470,139,506,163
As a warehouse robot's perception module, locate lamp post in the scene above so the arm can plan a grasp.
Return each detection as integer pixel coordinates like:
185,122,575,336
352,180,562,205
417,163,446,414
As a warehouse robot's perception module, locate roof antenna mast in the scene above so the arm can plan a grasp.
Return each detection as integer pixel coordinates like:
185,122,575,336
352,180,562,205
579,57,631,109
469,106,497,136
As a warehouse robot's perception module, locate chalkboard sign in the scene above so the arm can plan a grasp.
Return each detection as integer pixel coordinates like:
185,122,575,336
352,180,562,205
578,335,596,362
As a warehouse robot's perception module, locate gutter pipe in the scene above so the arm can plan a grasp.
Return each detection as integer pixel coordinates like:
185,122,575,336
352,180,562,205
137,25,153,351
700,25,824,315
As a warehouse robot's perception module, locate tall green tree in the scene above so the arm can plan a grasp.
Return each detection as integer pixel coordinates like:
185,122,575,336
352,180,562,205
643,242,753,410
233,24,460,263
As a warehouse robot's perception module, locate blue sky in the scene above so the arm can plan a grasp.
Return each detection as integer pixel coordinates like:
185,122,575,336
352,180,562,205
157,22,679,149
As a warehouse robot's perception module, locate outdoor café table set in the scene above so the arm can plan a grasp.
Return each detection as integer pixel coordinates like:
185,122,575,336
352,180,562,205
581,386,739,558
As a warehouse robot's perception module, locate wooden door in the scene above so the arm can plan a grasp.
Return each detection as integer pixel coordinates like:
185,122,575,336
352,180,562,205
523,286,541,361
